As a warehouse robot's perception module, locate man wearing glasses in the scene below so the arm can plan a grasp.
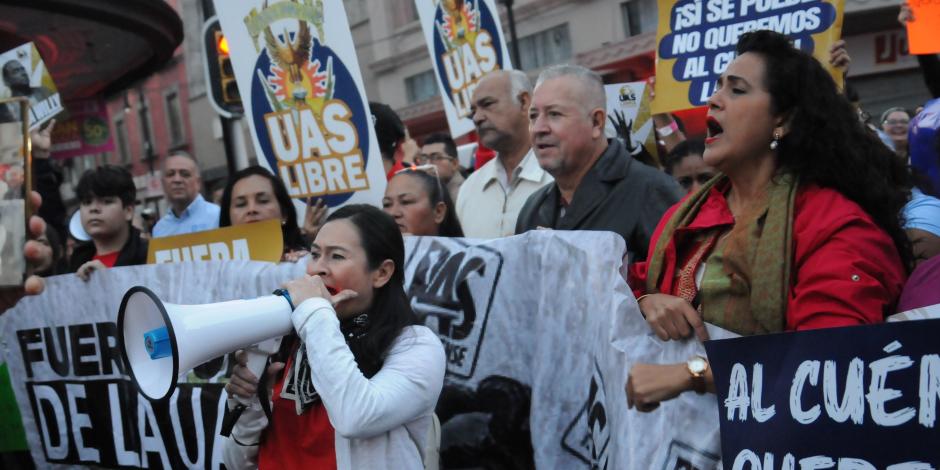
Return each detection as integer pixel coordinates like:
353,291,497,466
416,133,465,204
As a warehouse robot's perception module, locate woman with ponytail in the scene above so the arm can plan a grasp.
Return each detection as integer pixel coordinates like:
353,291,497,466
223,204,445,469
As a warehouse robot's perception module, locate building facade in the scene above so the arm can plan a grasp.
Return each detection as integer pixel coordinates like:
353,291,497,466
82,0,931,219
348,0,931,141
84,0,249,221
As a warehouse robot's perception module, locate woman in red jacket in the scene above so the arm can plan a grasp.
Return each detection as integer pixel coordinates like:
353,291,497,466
625,30,912,411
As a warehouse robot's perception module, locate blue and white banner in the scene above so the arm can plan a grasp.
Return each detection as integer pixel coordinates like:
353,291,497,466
706,318,940,469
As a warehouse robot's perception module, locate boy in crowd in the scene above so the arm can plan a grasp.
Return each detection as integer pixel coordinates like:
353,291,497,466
69,165,148,280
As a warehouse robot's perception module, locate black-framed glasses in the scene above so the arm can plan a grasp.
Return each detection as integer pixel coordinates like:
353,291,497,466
414,152,455,165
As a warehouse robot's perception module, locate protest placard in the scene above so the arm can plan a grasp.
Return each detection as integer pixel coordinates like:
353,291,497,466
146,218,284,264
0,43,63,130
0,98,30,287
604,81,659,165
214,0,386,216
907,0,940,55
705,319,940,469
414,0,514,138
652,0,846,114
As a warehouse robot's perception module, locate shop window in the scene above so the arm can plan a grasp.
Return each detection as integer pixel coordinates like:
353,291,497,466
164,89,185,147
113,116,131,165
621,0,657,38
405,69,438,104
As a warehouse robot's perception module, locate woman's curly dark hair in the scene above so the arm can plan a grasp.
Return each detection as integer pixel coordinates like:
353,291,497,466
737,30,913,270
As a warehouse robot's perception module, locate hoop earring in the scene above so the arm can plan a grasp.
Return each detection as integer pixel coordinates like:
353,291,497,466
770,131,780,150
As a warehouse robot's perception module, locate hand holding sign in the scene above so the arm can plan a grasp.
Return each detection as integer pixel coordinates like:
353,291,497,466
30,119,55,159
302,197,328,243
827,39,850,76
0,191,48,315
638,293,709,342
626,362,692,412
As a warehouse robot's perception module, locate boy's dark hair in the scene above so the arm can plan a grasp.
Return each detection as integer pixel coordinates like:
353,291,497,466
75,165,137,206
422,132,458,159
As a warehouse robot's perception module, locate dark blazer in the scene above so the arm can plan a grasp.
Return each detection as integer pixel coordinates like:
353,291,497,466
515,139,682,261
68,226,149,272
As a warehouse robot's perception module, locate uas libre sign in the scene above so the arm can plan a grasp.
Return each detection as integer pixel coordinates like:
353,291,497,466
705,319,940,469
652,0,845,114
0,43,63,130
214,0,386,213
415,0,513,138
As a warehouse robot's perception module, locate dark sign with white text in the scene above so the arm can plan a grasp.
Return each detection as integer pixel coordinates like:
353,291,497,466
705,319,940,469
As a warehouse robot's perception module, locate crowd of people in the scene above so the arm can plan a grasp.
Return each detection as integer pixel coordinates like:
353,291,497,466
1,4,940,469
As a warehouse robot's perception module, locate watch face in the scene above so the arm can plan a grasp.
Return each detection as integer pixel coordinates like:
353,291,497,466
689,357,708,375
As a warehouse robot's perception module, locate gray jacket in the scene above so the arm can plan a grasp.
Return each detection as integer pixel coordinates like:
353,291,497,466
515,139,682,261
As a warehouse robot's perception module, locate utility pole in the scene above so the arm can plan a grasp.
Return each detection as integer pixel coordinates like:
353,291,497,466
502,0,521,68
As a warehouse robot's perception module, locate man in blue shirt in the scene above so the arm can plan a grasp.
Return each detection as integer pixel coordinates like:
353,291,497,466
152,152,221,237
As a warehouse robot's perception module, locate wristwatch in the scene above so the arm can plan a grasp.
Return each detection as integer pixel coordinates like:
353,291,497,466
687,355,709,394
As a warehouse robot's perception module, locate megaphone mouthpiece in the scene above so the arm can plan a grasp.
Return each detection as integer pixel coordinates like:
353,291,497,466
144,327,171,359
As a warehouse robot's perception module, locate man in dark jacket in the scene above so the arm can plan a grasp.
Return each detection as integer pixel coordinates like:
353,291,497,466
516,64,682,262
69,165,147,279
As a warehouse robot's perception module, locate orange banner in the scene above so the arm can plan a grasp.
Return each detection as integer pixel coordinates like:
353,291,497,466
907,1,940,55
146,218,283,264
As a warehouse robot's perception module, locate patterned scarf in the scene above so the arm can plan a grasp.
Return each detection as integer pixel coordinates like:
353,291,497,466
279,313,372,415
645,173,799,336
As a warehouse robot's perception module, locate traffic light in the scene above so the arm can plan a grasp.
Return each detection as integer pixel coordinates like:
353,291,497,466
202,17,242,117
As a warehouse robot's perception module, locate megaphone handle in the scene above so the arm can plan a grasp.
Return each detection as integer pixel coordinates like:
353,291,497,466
244,349,272,387
234,337,283,406
220,337,284,438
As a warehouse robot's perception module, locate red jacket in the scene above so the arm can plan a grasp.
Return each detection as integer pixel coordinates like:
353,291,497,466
628,184,906,331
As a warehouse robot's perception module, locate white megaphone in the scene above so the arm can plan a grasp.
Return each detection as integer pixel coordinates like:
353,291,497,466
117,286,293,402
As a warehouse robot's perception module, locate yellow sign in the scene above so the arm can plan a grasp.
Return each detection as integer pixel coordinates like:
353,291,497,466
147,219,284,264
652,0,845,115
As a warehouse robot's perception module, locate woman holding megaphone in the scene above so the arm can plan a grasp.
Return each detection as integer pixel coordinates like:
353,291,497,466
223,204,445,470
